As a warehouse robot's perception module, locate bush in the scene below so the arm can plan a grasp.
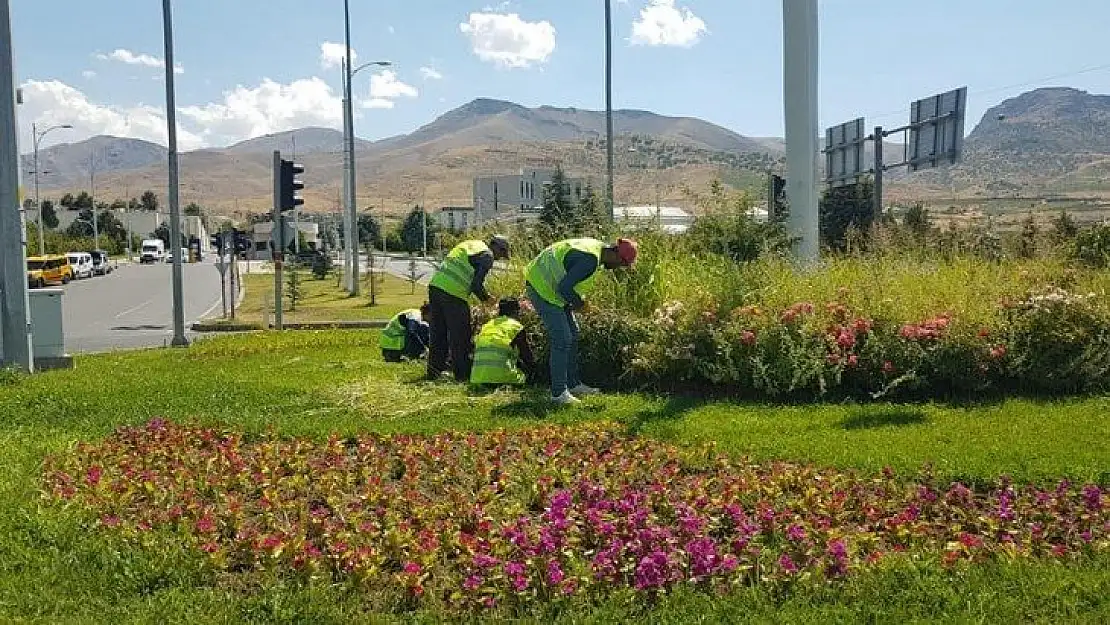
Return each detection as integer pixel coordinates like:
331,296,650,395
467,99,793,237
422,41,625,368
1071,223,1110,268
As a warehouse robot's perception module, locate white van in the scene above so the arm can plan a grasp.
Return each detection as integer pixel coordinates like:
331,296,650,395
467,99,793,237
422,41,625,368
140,239,166,264
65,252,95,279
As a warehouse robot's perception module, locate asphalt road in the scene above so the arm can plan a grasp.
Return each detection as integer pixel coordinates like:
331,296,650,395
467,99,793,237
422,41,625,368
59,260,225,354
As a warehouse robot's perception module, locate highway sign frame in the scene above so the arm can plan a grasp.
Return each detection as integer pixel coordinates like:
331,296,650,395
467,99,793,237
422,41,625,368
907,87,967,172
824,117,867,187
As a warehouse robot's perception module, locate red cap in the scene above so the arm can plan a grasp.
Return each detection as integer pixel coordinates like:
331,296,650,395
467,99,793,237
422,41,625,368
615,238,638,266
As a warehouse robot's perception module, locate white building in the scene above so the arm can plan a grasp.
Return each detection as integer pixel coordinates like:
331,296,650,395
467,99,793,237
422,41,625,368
437,206,475,233
615,206,695,234
472,168,588,224
250,221,320,260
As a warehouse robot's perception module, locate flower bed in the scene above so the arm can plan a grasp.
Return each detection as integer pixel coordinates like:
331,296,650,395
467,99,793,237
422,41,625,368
44,420,1108,611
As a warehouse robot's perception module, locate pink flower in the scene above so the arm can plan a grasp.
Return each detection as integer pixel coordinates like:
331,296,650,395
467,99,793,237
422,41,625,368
85,466,102,486
778,553,798,574
547,560,565,585
740,330,757,346
990,345,1007,359
463,575,482,591
882,361,895,374
402,561,422,575
195,515,215,533
847,354,859,368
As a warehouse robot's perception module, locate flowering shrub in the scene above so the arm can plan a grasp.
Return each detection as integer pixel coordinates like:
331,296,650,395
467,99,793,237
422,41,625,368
44,420,1108,611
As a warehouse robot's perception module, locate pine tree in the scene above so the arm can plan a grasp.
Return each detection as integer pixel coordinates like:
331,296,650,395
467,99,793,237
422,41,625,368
1019,213,1038,259
539,167,574,231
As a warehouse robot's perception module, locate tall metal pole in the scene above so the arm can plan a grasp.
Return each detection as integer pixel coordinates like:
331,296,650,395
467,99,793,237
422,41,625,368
89,150,98,249
163,0,188,346
32,123,44,256
344,0,360,296
782,0,820,263
0,0,34,371
272,150,284,330
872,126,884,221
340,60,353,293
604,0,615,220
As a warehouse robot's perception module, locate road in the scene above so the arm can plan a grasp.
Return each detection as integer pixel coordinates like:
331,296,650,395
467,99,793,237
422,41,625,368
59,260,225,354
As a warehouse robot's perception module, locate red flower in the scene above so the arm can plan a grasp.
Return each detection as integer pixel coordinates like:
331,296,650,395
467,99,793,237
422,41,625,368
847,354,859,368
740,330,756,346
195,515,215,533
899,325,919,340
403,561,422,575
882,361,895,374
852,318,873,334
989,345,1007,359
836,329,856,349
977,327,991,338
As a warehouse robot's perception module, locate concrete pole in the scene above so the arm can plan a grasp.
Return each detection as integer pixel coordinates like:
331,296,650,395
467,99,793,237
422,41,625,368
340,60,352,293
162,0,188,346
782,0,820,263
604,0,615,221
344,0,360,296
32,122,43,256
0,0,34,371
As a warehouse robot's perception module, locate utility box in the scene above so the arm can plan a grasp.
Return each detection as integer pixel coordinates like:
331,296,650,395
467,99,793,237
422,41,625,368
29,289,73,370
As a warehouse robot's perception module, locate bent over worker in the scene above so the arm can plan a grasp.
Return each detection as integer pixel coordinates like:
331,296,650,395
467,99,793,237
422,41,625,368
524,237,638,405
470,298,535,387
380,304,431,362
426,235,511,381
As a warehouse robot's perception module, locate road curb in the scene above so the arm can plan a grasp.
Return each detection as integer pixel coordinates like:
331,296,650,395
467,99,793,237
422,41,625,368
190,319,390,333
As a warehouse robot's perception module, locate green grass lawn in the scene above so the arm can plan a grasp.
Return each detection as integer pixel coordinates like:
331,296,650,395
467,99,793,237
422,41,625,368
1,330,1107,623
227,270,424,325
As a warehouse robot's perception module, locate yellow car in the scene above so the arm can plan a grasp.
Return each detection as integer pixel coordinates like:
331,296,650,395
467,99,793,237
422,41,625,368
27,255,75,288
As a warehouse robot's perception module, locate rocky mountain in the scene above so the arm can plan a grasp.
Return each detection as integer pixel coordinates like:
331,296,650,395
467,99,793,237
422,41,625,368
21,136,166,189
23,89,1110,213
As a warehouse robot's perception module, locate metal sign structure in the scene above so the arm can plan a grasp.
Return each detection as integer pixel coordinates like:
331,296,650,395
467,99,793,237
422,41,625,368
907,86,968,172
824,117,867,187
822,86,969,219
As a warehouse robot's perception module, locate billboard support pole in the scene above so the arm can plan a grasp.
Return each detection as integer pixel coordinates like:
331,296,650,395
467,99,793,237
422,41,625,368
872,126,884,220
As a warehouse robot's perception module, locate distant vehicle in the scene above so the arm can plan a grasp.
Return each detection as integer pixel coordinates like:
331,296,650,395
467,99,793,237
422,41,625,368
89,250,113,275
165,247,190,264
140,239,166,264
66,252,95,279
26,255,74,288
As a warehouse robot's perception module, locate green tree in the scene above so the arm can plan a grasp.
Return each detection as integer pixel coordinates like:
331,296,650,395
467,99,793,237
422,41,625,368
59,193,75,210
399,206,440,253
819,178,875,251
1052,209,1079,241
285,269,303,312
66,208,95,238
40,200,59,229
184,202,203,216
1019,213,1039,259
539,167,575,231
152,224,170,246
357,213,381,247
128,198,141,211
903,202,930,241
574,184,604,235
109,199,128,210
140,190,158,212
73,191,93,210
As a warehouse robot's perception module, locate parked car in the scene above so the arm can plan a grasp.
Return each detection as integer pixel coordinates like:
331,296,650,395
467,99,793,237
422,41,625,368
89,250,113,275
165,247,190,264
26,255,74,288
65,252,95,279
140,239,166,264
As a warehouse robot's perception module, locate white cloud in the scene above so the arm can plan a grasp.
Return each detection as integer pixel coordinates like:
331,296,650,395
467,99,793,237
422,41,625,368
96,48,184,74
320,41,356,70
17,79,203,151
388,25,396,35
459,12,556,69
81,70,96,79
179,77,344,147
630,0,707,47
420,66,443,80
357,70,418,109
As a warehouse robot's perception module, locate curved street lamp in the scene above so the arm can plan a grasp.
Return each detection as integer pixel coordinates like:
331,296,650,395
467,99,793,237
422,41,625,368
31,123,73,256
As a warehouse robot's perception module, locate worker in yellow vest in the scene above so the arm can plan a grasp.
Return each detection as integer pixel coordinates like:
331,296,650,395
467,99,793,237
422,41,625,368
470,298,535,386
524,237,638,405
380,304,431,362
426,236,511,381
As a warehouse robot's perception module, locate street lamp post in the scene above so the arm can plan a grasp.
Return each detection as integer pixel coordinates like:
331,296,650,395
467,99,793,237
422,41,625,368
343,58,390,299
604,0,615,221
162,0,187,347
31,122,72,256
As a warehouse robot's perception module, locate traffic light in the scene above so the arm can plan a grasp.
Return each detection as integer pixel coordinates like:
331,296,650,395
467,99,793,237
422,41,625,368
279,159,305,212
211,232,223,251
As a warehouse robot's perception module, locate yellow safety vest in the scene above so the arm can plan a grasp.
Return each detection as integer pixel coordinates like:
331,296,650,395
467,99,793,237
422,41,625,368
470,316,526,385
380,308,420,351
429,240,490,301
524,238,604,307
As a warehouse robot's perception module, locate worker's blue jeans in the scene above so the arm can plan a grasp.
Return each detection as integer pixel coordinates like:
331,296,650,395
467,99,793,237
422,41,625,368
527,285,580,397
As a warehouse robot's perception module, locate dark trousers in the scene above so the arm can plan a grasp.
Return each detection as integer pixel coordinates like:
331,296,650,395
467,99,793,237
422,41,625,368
427,286,473,381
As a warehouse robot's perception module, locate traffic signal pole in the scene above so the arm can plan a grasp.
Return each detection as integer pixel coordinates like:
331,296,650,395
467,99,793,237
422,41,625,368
272,150,284,330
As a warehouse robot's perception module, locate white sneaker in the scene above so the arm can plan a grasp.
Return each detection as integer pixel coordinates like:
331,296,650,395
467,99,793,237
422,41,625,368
569,384,601,396
551,390,582,405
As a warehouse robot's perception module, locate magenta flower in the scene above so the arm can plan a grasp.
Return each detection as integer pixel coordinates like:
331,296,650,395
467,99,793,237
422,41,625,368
546,560,565,585
402,561,422,575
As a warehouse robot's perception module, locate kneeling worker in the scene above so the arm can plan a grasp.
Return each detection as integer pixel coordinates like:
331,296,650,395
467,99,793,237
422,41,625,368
427,235,512,381
470,298,535,386
525,238,638,404
380,304,431,362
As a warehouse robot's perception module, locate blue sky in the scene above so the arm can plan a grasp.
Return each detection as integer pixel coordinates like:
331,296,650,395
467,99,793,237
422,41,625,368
11,0,1110,151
